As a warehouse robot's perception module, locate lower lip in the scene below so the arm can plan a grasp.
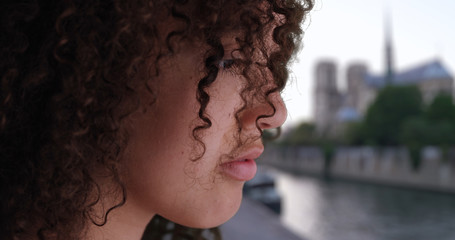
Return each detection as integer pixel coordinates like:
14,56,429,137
220,159,257,181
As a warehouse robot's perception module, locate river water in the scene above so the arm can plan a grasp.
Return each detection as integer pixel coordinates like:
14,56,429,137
268,167,455,240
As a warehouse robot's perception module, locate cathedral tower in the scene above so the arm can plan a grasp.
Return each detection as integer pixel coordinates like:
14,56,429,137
314,61,341,136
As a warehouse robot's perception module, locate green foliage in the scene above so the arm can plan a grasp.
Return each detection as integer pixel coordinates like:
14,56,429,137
362,85,423,145
281,88,455,167
344,122,366,145
425,93,455,123
401,118,455,147
400,117,428,147
408,144,422,170
346,87,455,148
341,90,455,169
399,94,455,161
281,122,317,145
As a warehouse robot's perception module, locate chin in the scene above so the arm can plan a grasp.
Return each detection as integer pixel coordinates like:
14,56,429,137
168,195,243,229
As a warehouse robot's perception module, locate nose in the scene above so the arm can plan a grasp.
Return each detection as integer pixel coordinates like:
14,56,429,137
257,92,287,129
242,91,287,130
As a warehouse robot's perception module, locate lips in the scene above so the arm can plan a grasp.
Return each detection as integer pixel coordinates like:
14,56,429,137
219,147,263,181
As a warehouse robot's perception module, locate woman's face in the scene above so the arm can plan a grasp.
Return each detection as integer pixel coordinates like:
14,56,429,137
122,37,287,228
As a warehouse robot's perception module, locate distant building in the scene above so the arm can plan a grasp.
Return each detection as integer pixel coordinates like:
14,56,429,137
314,61,342,136
314,59,454,137
347,60,454,115
313,17,454,137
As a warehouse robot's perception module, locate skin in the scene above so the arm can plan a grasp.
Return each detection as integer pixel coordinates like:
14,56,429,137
87,36,287,240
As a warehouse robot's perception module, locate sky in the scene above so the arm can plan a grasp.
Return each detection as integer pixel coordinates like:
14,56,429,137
283,0,455,128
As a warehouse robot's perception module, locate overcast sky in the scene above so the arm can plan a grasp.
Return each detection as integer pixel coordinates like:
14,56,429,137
283,0,455,128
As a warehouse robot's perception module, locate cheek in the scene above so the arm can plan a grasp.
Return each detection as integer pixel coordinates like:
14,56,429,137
121,69,246,227
120,84,197,208
121,120,190,211
122,105,244,228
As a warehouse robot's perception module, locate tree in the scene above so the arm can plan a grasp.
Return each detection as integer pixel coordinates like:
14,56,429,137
363,85,422,145
425,93,455,123
281,122,317,145
344,121,366,145
399,93,455,168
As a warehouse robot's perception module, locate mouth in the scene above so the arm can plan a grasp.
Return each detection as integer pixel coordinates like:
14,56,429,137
219,147,263,181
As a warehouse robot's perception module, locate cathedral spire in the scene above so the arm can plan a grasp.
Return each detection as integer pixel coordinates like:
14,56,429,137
384,10,395,84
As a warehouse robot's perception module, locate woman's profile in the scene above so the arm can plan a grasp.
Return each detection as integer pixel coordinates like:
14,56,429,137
0,0,313,239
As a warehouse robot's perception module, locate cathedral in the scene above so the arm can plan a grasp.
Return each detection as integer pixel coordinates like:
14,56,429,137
313,21,454,137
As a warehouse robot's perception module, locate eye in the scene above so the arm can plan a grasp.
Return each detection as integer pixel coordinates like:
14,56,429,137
218,59,236,70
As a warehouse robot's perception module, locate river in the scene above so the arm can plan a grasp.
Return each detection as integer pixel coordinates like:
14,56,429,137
267,167,455,240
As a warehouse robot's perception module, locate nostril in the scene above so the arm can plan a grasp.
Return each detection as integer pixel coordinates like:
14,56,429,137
258,121,272,130
244,93,288,131
254,96,287,130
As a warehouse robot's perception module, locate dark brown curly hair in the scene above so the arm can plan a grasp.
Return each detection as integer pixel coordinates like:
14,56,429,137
0,0,313,239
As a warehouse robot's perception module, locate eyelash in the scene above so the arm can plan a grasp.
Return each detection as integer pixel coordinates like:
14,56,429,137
218,59,235,70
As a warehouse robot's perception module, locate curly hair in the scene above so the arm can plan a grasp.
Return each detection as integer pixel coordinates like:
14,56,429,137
0,0,313,239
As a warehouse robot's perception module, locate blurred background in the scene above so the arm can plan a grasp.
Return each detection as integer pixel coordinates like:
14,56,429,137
224,0,455,240
285,0,455,125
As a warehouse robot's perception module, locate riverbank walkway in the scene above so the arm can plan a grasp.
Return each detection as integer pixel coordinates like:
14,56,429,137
221,197,306,240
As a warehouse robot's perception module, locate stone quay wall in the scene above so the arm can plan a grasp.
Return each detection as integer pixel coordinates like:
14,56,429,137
260,146,455,193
